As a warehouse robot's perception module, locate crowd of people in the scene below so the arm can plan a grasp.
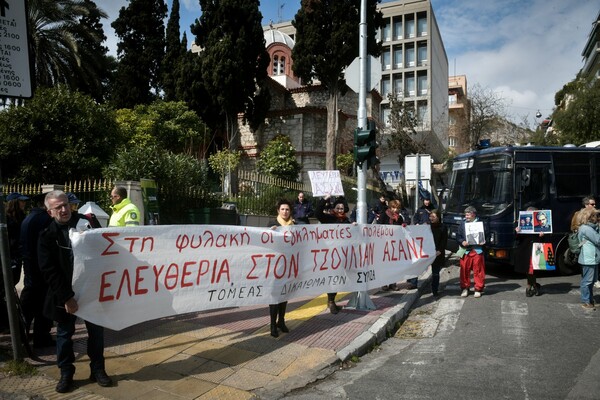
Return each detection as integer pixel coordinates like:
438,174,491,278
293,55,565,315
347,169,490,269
4,186,600,393
1,186,140,393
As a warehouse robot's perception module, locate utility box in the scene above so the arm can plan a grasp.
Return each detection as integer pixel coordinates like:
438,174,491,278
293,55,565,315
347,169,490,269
79,201,110,227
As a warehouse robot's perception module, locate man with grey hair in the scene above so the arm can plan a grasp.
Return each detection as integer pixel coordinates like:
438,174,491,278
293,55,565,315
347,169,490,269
456,206,486,298
38,190,112,393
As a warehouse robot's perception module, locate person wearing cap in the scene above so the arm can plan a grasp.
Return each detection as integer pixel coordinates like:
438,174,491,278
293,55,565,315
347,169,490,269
315,194,355,314
5,192,29,284
19,192,54,348
413,194,435,225
108,186,141,227
66,192,81,212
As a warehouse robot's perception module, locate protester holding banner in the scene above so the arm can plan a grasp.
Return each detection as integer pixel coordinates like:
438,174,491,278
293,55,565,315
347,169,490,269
429,210,448,298
456,206,486,298
575,208,600,309
515,207,544,297
267,199,293,337
377,199,406,291
316,195,354,314
38,191,113,393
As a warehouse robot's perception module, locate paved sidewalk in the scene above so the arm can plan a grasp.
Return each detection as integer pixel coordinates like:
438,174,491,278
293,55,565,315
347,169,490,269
0,264,457,400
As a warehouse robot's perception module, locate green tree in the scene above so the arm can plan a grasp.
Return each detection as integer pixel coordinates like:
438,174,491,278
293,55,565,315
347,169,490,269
292,0,383,170
162,0,185,101
0,86,123,182
111,0,167,108
256,135,301,181
552,77,600,145
115,101,211,158
25,0,109,94
208,149,241,194
190,0,270,147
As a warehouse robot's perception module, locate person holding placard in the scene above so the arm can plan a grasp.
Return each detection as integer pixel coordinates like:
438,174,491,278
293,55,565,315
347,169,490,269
515,207,544,297
456,206,486,298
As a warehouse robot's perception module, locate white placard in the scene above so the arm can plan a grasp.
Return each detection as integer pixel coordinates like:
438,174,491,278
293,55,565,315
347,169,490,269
308,170,344,197
0,0,32,98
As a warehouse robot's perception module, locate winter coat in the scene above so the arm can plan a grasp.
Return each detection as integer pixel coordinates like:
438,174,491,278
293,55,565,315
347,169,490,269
577,223,600,266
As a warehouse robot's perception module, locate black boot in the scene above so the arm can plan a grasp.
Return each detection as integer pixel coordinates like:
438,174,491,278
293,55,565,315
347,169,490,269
327,293,340,314
277,302,289,333
269,304,279,337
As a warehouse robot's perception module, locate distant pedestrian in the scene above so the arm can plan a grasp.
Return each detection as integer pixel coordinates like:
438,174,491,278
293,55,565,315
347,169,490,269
292,192,313,224
456,206,486,298
574,208,600,309
428,210,448,298
66,192,81,212
413,194,435,225
316,195,354,314
109,186,141,227
38,190,112,393
267,199,293,337
6,192,28,284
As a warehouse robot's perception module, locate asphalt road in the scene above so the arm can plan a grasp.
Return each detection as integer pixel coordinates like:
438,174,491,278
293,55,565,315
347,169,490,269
284,263,600,400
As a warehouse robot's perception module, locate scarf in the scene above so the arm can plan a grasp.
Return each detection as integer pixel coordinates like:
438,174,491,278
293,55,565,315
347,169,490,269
386,209,399,223
277,215,294,226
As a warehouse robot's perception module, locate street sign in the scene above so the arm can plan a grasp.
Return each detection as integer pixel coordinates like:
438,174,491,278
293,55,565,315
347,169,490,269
0,0,32,98
405,154,431,180
344,56,381,93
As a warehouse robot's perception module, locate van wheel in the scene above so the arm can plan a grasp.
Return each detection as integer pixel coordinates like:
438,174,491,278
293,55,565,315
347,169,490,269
556,249,580,275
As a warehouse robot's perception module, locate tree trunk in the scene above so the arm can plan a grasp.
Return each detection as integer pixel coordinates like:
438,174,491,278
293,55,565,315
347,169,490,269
226,112,239,196
326,89,339,171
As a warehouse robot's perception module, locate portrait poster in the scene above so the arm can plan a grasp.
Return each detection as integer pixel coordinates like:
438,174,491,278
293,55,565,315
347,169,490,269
465,221,485,245
517,211,535,234
532,210,552,234
531,242,556,271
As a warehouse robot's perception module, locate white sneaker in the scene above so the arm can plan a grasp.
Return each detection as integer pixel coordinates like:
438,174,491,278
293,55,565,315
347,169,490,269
594,281,600,289
461,289,469,297
474,291,482,298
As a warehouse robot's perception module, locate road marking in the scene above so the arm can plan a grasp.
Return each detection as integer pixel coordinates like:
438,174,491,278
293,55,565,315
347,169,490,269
501,300,529,342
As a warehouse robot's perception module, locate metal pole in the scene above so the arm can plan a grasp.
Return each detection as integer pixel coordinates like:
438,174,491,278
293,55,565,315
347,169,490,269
346,0,376,311
415,153,420,214
0,175,25,360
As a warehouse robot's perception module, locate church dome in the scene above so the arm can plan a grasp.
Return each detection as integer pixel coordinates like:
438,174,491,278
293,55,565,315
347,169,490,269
264,28,295,49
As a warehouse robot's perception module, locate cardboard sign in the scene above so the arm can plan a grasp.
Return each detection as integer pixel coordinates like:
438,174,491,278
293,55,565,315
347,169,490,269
308,170,344,197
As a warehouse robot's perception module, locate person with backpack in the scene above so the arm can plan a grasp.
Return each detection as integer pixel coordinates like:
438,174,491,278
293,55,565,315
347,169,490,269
515,207,545,297
574,208,600,309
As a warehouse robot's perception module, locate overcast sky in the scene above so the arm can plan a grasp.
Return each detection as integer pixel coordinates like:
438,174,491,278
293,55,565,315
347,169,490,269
100,0,598,125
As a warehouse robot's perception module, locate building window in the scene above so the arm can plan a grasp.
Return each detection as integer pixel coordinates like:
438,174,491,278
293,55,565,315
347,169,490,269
394,20,403,40
405,16,415,38
381,77,391,98
448,94,457,105
417,13,427,36
383,22,391,42
382,106,391,127
393,74,403,97
405,44,415,67
417,102,428,126
393,46,403,68
417,42,427,66
449,136,457,147
382,50,391,70
417,73,427,96
405,72,415,97
273,55,286,76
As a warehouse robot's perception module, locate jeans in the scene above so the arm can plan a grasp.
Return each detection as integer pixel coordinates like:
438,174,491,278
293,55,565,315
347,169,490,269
56,314,105,377
580,264,598,304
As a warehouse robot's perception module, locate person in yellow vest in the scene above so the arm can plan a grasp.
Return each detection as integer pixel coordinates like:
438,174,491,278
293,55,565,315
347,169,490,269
108,186,141,227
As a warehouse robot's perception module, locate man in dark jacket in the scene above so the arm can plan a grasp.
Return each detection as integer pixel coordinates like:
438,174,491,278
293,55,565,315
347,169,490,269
38,190,112,393
19,193,53,348
292,192,314,224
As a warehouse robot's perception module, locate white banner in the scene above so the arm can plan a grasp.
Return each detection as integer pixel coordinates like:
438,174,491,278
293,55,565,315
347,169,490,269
71,224,434,330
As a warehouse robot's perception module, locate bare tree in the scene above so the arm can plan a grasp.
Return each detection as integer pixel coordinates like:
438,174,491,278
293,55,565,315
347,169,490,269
384,94,426,164
462,84,507,150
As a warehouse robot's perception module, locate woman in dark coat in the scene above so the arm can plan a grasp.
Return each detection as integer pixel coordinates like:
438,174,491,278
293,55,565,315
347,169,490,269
315,195,353,314
267,199,294,337
377,199,406,291
428,210,448,298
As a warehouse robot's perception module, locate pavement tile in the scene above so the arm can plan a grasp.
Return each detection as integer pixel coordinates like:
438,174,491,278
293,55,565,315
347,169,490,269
310,321,367,350
133,346,180,366
278,347,337,380
154,333,200,353
197,384,258,400
183,339,228,359
243,342,306,375
211,345,260,366
159,352,210,375
220,367,281,391
160,376,217,399
188,359,237,383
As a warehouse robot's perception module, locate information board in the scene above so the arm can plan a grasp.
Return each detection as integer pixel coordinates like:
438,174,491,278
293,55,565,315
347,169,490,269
0,0,32,98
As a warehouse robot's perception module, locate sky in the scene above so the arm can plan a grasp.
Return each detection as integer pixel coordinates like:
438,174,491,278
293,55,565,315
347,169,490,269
101,0,599,125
